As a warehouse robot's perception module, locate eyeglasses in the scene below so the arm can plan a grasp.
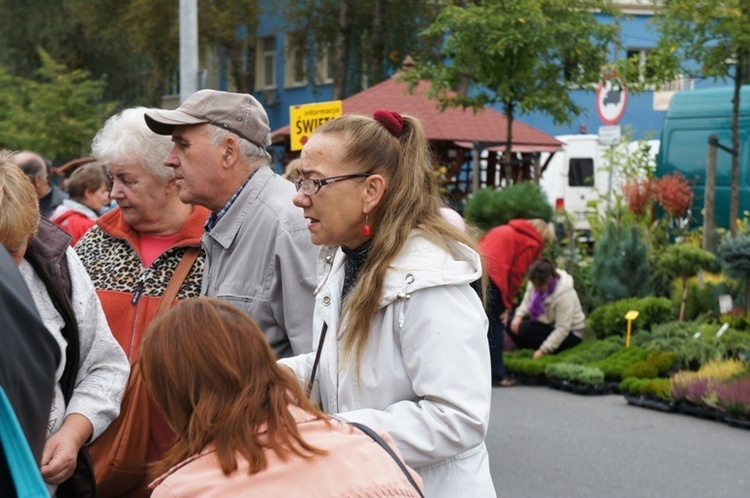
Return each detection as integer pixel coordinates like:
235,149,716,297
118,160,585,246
294,173,371,196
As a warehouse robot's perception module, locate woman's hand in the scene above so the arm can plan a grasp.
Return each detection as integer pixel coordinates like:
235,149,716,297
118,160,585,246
510,315,522,334
40,414,93,485
532,349,545,360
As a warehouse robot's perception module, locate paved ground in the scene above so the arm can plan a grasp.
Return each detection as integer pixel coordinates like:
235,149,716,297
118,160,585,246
486,385,748,498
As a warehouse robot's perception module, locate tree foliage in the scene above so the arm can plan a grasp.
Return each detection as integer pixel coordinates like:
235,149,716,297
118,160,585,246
718,235,750,313
0,50,116,163
639,0,750,237
591,221,651,304
463,182,553,231
404,0,621,176
659,244,717,321
0,0,261,107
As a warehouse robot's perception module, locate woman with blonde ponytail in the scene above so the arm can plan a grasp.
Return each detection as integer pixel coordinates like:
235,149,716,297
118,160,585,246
281,110,496,497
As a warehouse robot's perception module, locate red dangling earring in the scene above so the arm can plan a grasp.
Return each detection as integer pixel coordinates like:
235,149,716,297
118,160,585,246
362,214,372,237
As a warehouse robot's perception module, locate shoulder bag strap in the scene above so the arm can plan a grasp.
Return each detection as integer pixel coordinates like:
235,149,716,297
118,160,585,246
153,247,200,318
305,322,328,399
350,421,425,498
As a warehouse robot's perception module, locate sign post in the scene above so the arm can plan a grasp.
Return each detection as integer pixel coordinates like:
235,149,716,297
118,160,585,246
289,101,343,151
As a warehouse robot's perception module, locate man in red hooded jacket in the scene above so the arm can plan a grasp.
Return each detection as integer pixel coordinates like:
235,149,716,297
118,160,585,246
479,219,553,386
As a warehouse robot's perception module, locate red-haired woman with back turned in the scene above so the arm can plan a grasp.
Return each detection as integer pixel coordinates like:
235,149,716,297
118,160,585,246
139,297,423,498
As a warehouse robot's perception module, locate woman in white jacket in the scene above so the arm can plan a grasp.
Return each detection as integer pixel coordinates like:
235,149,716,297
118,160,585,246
509,258,586,359
280,110,496,498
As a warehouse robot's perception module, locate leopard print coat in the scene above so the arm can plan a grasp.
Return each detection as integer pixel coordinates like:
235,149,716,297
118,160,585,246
75,206,210,360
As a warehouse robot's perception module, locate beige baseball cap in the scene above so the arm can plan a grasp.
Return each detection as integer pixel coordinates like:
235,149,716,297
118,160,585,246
144,89,271,148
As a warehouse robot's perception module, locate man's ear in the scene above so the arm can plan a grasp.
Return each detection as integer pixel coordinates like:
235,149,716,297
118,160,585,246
222,135,240,168
362,174,386,214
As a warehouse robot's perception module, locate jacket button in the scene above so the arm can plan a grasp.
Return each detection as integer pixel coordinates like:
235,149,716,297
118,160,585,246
325,255,333,263
322,296,331,306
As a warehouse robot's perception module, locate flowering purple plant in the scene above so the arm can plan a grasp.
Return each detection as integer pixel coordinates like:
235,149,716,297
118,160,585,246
714,377,750,417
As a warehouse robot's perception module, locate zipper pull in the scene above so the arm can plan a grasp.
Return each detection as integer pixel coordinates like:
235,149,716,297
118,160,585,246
131,269,149,304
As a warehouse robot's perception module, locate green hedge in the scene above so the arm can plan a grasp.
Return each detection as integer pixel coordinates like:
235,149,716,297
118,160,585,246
587,296,675,339
545,363,605,386
586,347,650,380
618,377,673,399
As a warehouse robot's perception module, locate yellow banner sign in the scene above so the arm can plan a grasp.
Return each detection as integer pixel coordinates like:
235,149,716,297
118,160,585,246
289,100,343,151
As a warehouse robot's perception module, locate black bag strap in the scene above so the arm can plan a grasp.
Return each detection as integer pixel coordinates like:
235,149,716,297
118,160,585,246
305,322,328,399
350,422,425,498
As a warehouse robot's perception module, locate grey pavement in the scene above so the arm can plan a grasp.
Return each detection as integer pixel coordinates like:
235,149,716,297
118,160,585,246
486,385,748,498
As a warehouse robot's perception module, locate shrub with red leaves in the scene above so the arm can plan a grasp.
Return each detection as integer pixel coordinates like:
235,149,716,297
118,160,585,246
653,172,694,218
622,178,654,216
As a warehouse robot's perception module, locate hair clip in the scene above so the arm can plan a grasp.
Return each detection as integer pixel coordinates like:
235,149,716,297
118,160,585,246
373,109,404,137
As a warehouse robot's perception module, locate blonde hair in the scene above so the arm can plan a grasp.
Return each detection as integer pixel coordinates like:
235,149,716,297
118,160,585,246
313,114,481,366
0,150,40,252
528,218,554,247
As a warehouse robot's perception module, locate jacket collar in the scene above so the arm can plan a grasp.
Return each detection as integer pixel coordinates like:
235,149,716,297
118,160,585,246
204,166,274,249
97,205,210,252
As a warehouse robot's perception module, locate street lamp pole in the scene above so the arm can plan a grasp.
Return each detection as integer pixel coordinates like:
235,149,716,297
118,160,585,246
179,0,198,103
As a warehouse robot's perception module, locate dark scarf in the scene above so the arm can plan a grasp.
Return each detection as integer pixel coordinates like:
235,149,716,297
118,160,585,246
341,240,372,301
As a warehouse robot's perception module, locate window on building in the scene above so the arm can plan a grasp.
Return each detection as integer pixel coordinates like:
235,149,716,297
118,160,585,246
316,43,334,85
568,158,595,187
626,48,654,82
256,36,277,90
285,33,306,88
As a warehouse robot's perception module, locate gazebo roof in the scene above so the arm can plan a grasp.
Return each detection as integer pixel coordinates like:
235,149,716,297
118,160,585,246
271,76,563,153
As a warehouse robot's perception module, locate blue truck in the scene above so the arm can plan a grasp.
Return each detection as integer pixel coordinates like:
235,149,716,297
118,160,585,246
656,85,750,229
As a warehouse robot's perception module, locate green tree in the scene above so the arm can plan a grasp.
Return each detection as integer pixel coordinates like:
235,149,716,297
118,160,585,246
591,221,651,305
404,0,621,182
0,50,116,163
638,0,750,237
659,244,717,321
718,235,750,314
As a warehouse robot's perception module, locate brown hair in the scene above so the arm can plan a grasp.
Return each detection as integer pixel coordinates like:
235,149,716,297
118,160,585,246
138,297,327,478
66,162,108,201
312,114,482,366
528,258,559,287
0,150,40,252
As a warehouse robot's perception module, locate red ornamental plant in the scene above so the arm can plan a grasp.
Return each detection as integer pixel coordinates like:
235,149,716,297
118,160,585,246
653,172,694,218
622,178,654,216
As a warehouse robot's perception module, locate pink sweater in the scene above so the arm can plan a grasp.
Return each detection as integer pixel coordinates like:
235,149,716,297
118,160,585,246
150,408,423,497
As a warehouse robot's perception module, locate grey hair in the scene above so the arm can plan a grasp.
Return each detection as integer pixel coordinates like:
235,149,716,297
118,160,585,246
92,107,175,182
208,126,271,165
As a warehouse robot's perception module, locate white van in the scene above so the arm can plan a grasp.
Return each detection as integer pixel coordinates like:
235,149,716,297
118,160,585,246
539,134,659,235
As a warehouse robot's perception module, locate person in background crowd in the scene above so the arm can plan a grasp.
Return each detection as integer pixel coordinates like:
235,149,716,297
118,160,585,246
509,258,586,358
144,89,318,359
0,243,58,497
478,218,554,386
51,162,111,245
0,152,129,497
75,107,210,497
14,150,68,218
281,157,302,182
279,111,496,497
140,297,424,498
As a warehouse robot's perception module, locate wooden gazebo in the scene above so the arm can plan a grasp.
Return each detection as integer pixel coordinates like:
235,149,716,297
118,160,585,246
271,76,563,196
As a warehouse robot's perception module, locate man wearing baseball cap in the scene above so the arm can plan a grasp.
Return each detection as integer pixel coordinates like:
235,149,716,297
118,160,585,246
144,90,317,359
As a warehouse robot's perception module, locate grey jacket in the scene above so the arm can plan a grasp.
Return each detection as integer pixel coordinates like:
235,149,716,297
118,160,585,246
201,165,318,358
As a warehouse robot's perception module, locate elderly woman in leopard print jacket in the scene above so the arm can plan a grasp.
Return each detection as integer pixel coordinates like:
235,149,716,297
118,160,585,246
75,107,209,498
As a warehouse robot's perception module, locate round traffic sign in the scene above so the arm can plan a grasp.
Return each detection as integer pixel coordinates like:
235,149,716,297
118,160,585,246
596,73,628,125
